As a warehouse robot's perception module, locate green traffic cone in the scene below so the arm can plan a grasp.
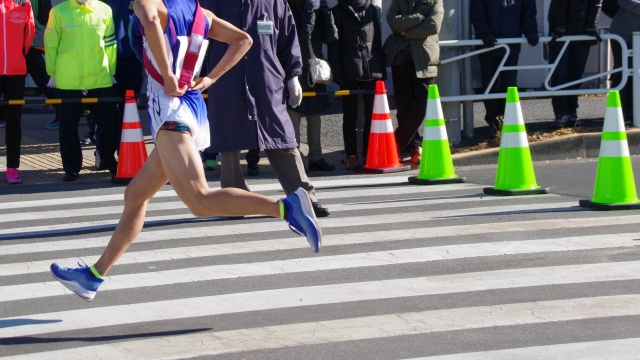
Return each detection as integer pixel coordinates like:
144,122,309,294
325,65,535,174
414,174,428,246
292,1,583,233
580,91,640,210
484,87,549,196
409,84,465,185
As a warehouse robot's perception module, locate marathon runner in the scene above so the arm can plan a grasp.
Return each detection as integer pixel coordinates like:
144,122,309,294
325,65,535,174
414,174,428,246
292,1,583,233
50,0,321,302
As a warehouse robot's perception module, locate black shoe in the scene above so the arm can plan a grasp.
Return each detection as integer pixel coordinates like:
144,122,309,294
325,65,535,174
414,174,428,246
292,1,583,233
312,202,330,217
247,162,259,176
309,158,335,171
62,172,79,182
486,117,502,138
552,115,569,129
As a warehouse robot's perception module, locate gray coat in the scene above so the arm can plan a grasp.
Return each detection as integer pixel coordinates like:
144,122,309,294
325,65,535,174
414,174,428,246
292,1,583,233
203,0,303,152
609,0,640,45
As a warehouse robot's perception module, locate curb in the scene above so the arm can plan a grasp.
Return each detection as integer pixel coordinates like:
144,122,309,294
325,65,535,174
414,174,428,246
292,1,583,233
452,129,640,166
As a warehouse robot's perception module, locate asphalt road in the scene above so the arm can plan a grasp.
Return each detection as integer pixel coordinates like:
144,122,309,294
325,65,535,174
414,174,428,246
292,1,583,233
1,157,640,359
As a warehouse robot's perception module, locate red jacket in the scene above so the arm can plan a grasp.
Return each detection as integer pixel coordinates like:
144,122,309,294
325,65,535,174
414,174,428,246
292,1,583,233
1,0,35,75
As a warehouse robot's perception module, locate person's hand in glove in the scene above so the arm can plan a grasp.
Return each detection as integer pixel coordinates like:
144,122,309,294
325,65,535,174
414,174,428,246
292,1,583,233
549,28,565,44
526,32,539,47
46,77,56,88
112,76,118,85
585,28,603,43
288,76,303,108
482,34,497,48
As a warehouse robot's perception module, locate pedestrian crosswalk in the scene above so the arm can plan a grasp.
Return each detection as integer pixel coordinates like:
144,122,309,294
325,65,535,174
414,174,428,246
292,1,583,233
1,175,640,359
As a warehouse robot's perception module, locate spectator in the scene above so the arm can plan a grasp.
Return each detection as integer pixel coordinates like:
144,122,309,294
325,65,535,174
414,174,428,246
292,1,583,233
202,0,331,217
328,0,386,169
25,0,64,131
610,0,640,125
471,0,538,137
45,0,118,181
548,0,602,129
1,0,35,184
104,0,144,151
286,0,337,172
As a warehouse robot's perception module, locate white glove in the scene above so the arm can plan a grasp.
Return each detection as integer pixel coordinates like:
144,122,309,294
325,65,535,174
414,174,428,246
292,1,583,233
287,76,303,108
112,76,118,85
46,77,56,88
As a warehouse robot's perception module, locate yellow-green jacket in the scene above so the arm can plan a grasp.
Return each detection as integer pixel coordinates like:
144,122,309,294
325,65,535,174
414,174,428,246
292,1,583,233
45,0,117,90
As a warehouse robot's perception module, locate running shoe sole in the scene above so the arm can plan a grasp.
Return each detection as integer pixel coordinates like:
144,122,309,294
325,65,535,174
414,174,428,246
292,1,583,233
51,270,96,302
293,188,322,252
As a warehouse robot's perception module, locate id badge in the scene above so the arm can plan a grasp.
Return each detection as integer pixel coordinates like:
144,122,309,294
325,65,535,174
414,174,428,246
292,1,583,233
257,20,274,35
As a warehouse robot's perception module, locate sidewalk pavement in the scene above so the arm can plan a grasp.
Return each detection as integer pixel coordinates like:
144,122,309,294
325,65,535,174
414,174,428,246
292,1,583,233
0,96,609,187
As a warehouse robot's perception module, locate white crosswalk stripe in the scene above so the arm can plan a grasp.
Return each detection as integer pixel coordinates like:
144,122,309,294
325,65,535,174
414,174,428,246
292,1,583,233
1,175,640,359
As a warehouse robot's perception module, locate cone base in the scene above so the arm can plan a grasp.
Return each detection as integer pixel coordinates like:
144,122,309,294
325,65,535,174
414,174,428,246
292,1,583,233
483,187,550,196
357,165,411,174
579,199,640,211
112,176,133,184
408,176,466,185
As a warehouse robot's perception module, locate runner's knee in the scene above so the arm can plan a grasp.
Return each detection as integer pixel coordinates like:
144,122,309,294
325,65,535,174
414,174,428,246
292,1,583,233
124,184,153,208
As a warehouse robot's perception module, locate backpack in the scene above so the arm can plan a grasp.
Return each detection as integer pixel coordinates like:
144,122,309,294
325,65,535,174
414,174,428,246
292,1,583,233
601,0,620,19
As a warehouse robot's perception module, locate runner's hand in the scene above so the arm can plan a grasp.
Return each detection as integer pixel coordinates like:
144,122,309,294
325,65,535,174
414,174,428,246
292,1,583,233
191,77,214,92
163,73,187,97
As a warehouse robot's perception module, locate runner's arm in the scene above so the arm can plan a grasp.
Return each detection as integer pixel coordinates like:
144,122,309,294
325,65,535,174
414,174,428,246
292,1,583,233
191,9,252,92
133,0,185,96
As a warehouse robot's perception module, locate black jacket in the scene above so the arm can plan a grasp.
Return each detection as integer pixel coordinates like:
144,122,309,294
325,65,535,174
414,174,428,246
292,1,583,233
471,0,538,56
328,0,386,85
288,0,339,115
548,0,602,35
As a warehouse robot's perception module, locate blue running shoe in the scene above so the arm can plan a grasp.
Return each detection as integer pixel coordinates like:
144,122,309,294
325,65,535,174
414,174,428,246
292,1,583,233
51,262,104,301
282,188,322,252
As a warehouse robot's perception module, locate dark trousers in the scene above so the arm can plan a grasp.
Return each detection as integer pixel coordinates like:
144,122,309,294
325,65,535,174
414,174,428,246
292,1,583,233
392,61,436,152
478,53,519,123
26,48,59,118
246,148,260,164
1,75,26,168
114,58,144,152
342,80,376,158
58,88,118,174
549,41,591,116
0,49,58,124
611,41,633,123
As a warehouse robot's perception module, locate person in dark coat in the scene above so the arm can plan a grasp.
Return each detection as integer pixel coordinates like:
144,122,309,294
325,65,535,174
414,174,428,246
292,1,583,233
329,0,386,169
610,0,640,125
287,0,337,172
105,0,144,159
471,0,538,137
202,0,330,217
384,0,444,164
548,0,602,129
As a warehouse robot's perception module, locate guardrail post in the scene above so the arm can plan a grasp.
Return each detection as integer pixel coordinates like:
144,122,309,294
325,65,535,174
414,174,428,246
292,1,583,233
598,27,610,89
633,32,640,128
437,0,462,145
460,0,474,138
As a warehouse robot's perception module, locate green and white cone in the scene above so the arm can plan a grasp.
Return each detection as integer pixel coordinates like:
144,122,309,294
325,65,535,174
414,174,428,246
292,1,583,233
409,84,465,185
484,87,549,196
580,91,640,210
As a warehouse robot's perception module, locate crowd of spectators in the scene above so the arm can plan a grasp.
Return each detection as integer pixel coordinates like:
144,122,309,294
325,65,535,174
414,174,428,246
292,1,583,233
0,0,638,185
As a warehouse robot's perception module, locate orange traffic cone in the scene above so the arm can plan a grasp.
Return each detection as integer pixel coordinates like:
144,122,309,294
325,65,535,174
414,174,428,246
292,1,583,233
360,81,411,174
112,90,148,184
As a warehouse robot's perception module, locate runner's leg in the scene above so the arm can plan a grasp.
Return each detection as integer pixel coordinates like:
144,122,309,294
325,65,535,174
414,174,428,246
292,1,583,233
154,130,280,219
93,148,169,275
93,131,288,277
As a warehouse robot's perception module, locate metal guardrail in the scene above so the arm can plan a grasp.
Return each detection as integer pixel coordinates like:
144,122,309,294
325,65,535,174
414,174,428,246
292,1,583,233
5,34,638,132
437,34,630,103
0,90,376,106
